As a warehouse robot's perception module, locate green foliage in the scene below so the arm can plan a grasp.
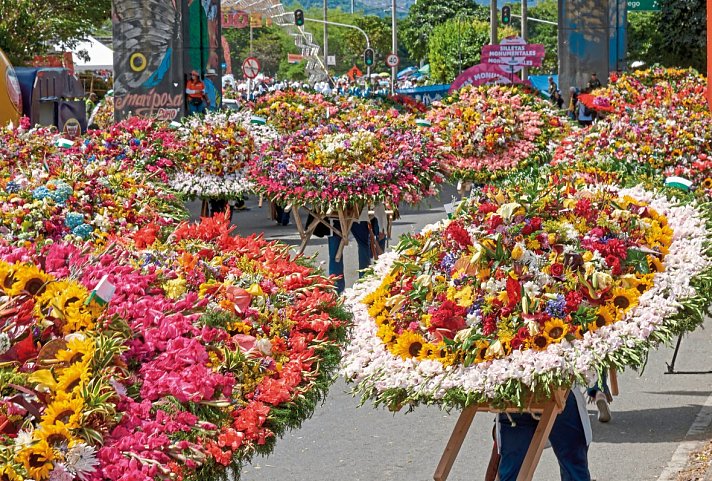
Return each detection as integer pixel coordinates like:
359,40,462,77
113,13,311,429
223,23,301,80
627,0,705,71
0,0,110,65
428,18,516,84
341,15,395,71
523,0,558,74
401,0,488,62
627,12,663,67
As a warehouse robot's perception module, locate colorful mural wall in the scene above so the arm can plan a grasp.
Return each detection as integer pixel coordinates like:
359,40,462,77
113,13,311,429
113,0,222,121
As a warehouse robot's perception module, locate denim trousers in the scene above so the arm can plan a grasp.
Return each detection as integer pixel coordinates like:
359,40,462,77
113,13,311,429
498,392,590,481
328,219,385,293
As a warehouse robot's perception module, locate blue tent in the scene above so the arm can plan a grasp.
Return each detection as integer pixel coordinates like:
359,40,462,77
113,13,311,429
397,66,418,79
529,74,558,98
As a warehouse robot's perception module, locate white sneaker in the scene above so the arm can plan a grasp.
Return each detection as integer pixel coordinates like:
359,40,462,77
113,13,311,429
595,391,611,423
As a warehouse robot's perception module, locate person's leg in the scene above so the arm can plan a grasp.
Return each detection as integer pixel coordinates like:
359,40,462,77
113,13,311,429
350,221,372,275
497,413,538,481
587,371,611,423
549,393,591,481
328,232,345,293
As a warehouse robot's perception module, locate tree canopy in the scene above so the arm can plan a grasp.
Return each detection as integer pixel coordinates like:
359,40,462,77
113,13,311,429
0,0,110,65
401,0,488,62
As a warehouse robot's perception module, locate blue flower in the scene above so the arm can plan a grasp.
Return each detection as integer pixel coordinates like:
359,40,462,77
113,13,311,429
65,212,85,229
72,224,94,239
545,294,566,318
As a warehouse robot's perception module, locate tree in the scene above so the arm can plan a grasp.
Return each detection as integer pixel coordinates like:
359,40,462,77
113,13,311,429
522,0,558,74
428,18,516,84
649,0,705,71
341,15,393,71
401,0,488,63
627,11,663,68
0,0,110,65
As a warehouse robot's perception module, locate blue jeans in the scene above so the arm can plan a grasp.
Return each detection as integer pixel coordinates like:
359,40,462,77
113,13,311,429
329,219,385,293
586,371,610,398
498,392,590,481
188,99,206,115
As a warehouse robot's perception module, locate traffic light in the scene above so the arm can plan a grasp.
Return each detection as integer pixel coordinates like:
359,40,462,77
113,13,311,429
501,6,511,24
294,9,304,26
364,48,374,66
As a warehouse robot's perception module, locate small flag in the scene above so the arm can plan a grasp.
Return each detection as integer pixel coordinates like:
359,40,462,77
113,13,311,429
664,176,692,191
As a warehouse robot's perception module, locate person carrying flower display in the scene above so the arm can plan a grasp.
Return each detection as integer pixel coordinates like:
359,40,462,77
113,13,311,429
325,206,387,293
497,390,592,481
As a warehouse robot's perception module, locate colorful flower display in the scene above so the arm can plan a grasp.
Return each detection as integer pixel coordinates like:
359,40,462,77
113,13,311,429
248,120,449,212
0,212,347,480
252,89,338,133
426,85,569,183
341,180,712,410
168,113,256,200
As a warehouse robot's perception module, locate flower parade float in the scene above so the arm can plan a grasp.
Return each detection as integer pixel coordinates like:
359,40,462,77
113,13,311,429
248,119,449,260
167,112,257,205
251,89,338,134
425,84,569,193
341,179,712,480
0,212,348,481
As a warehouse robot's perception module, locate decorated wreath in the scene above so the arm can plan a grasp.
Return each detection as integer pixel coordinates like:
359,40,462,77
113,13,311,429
341,179,712,410
426,85,569,183
0,213,347,481
248,120,449,212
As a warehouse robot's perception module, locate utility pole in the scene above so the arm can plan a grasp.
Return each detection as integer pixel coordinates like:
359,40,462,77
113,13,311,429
490,0,498,45
324,0,328,78
521,0,528,81
351,0,354,14
391,0,397,94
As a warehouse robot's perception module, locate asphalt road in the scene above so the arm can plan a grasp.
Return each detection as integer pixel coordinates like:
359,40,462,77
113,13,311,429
186,188,712,481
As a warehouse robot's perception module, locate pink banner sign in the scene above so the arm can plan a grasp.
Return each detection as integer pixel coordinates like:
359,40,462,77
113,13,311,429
449,63,530,93
482,36,546,73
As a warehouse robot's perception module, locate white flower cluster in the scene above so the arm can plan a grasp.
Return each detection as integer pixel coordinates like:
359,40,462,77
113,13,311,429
340,186,712,404
169,172,254,200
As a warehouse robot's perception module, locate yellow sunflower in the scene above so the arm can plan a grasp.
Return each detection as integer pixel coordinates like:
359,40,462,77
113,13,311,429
648,255,665,273
473,339,491,362
0,465,22,481
607,287,640,318
391,331,427,359
0,261,18,294
61,303,99,334
8,264,54,297
55,336,95,367
33,280,88,320
35,421,76,448
531,332,549,351
41,396,84,429
417,342,439,361
55,363,91,395
16,440,54,480
377,323,397,346
433,346,456,367
587,305,616,333
543,318,569,344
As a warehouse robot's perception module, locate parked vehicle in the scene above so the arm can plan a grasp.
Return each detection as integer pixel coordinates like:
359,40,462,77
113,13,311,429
0,49,22,127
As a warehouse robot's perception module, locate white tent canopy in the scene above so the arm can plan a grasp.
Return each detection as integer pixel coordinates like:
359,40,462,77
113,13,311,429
70,36,113,72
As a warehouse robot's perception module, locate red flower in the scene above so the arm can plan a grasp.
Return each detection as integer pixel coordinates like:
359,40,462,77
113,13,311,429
443,221,472,249
550,262,564,277
429,300,467,341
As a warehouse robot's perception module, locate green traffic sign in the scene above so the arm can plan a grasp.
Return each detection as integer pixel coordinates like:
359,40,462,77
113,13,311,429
627,0,660,11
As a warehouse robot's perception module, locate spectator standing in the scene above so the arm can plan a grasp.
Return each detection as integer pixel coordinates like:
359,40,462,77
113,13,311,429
186,70,208,115
586,72,602,91
547,76,558,98
203,68,219,111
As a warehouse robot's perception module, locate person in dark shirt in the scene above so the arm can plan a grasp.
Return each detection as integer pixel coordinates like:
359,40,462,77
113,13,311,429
586,72,602,91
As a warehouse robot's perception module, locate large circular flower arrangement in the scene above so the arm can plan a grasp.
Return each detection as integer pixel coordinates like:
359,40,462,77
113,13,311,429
592,67,707,113
426,85,569,183
0,212,347,480
168,112,256,200
341,180,712,410
252,89,338,133
0,128,185,246
248,121,449,212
